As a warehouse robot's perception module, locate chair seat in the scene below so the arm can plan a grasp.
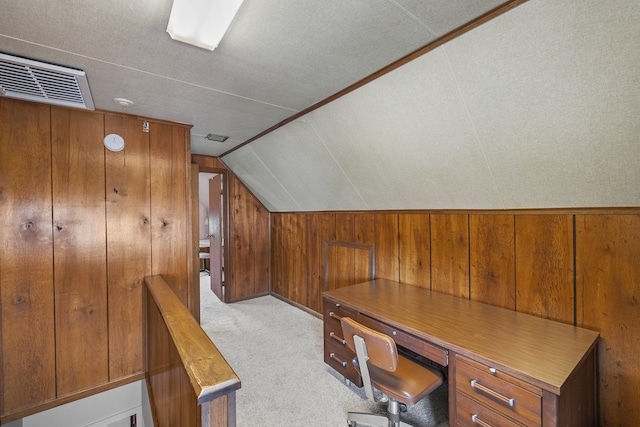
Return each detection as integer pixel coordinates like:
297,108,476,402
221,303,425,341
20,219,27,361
369,355,443,405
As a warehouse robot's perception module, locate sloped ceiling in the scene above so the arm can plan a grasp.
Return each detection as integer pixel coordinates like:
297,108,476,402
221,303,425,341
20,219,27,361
1,0,509,156
223,0,640,211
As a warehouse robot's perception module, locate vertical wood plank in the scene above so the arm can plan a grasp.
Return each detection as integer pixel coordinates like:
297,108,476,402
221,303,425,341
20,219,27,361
515,215,574,323
374,214,398,280
291,214,307,306
51,107,109,396
307,214,334,312
576,214,640,427
0,99,56,414
469,214,515,309
355,213,375,245
254,202,270,295
271,213,284,296
105,115,150,380
398,213,431,288
431,214,469,298
150,124,189,306
335,213,354,241
229,178,254,301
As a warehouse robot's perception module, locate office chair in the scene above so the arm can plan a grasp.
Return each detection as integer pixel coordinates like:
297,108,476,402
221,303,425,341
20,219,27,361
340,317,443,427
199,251,210,275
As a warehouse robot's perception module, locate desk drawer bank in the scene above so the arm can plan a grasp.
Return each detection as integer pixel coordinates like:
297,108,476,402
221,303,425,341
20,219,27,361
323,279,599,427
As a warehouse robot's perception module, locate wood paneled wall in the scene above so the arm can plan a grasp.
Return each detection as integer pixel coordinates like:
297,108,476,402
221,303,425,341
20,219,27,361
191,155,270,302
0,99,192,423
271,210,640,426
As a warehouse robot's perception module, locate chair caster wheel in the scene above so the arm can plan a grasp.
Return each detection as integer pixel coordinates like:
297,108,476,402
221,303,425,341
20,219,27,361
399,402,408,412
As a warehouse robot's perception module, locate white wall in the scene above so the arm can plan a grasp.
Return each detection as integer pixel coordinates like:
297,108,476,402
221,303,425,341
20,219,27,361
199,172,217,239
4,381,151,427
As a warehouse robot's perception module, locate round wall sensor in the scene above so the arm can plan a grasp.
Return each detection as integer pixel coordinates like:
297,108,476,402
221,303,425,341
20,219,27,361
113,98,134,107
104,133,125,152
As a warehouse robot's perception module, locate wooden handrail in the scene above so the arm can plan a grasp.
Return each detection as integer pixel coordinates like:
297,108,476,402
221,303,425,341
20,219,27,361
145,275,240,426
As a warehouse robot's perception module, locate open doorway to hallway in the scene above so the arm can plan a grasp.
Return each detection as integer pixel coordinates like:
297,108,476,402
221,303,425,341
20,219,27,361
196,170,228,303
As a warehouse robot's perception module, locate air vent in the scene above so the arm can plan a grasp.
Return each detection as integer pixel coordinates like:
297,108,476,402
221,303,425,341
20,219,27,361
0,52,94,110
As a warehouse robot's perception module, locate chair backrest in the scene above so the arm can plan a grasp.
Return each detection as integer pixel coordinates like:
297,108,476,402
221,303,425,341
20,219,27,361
340,317,398,372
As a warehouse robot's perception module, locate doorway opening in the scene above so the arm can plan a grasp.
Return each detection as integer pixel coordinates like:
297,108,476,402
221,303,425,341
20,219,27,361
195,168,229,305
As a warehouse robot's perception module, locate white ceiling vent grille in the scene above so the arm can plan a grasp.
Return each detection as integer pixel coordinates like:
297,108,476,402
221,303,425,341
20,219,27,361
0,53,94,110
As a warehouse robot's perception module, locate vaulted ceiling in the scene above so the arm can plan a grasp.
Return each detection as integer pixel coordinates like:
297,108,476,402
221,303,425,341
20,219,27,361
2,0,639,211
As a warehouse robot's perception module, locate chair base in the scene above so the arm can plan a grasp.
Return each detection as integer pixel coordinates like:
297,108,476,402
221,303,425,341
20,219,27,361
347,411,415,427
347,398,416,427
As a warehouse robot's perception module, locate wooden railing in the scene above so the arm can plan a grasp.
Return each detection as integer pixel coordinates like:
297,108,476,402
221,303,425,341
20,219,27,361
145,275,240,427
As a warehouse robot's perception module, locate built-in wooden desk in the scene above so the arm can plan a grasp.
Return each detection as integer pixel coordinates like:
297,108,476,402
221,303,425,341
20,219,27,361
323,279,599,427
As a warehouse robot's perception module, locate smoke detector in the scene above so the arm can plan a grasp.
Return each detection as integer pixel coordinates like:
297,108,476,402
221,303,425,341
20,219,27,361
0,52,94,110
114,97,134,108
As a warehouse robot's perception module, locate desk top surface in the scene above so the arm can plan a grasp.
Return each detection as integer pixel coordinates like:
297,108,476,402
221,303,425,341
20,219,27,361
323,279,599,394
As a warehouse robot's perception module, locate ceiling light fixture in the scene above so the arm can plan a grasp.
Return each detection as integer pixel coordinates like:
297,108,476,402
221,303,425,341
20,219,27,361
166,0,244,51
205,133,229,142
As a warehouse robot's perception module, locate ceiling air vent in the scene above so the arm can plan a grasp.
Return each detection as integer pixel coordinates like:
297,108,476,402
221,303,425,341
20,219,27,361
0,52,94,110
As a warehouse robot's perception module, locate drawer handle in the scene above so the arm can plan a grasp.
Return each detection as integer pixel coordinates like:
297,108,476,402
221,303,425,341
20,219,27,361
471,414,493,427
470,380,515,407
330,331,347,345
329,352,348,367
329,311,343,321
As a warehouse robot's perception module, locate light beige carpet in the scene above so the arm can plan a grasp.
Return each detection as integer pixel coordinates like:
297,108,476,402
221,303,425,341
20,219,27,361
199,275,449,427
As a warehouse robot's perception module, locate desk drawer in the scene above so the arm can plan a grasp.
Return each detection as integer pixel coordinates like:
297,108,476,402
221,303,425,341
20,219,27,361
455,355,541,426
323,299,358,338
356,313,448,367
456,392,521,427
324,336,362,386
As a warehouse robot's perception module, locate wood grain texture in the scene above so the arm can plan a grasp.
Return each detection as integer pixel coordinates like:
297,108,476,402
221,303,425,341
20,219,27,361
51,107,109,396
145,275,240,427
105,115,150,381
208,175,223,300
374,213,399,281
324,279,598,395
324,241,374,293
335,212,355,241
270,209,639,426
576,214,640,427
515,215,573,323
355,213,375,245
0,99,56,415
229,177,254,301
290,214,307,306
253,191,270,295
150,124,189,306
430,214,469,297
469,214,515,309
398,213,431,288
270,214,284,296
306,213,334,312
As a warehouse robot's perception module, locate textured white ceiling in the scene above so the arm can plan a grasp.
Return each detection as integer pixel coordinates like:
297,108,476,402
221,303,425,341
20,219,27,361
3,0,636,211
224,0,640,211
0,0,506,156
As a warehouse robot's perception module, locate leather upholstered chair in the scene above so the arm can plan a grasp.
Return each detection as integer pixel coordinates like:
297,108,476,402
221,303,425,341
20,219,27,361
340,317,443,427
